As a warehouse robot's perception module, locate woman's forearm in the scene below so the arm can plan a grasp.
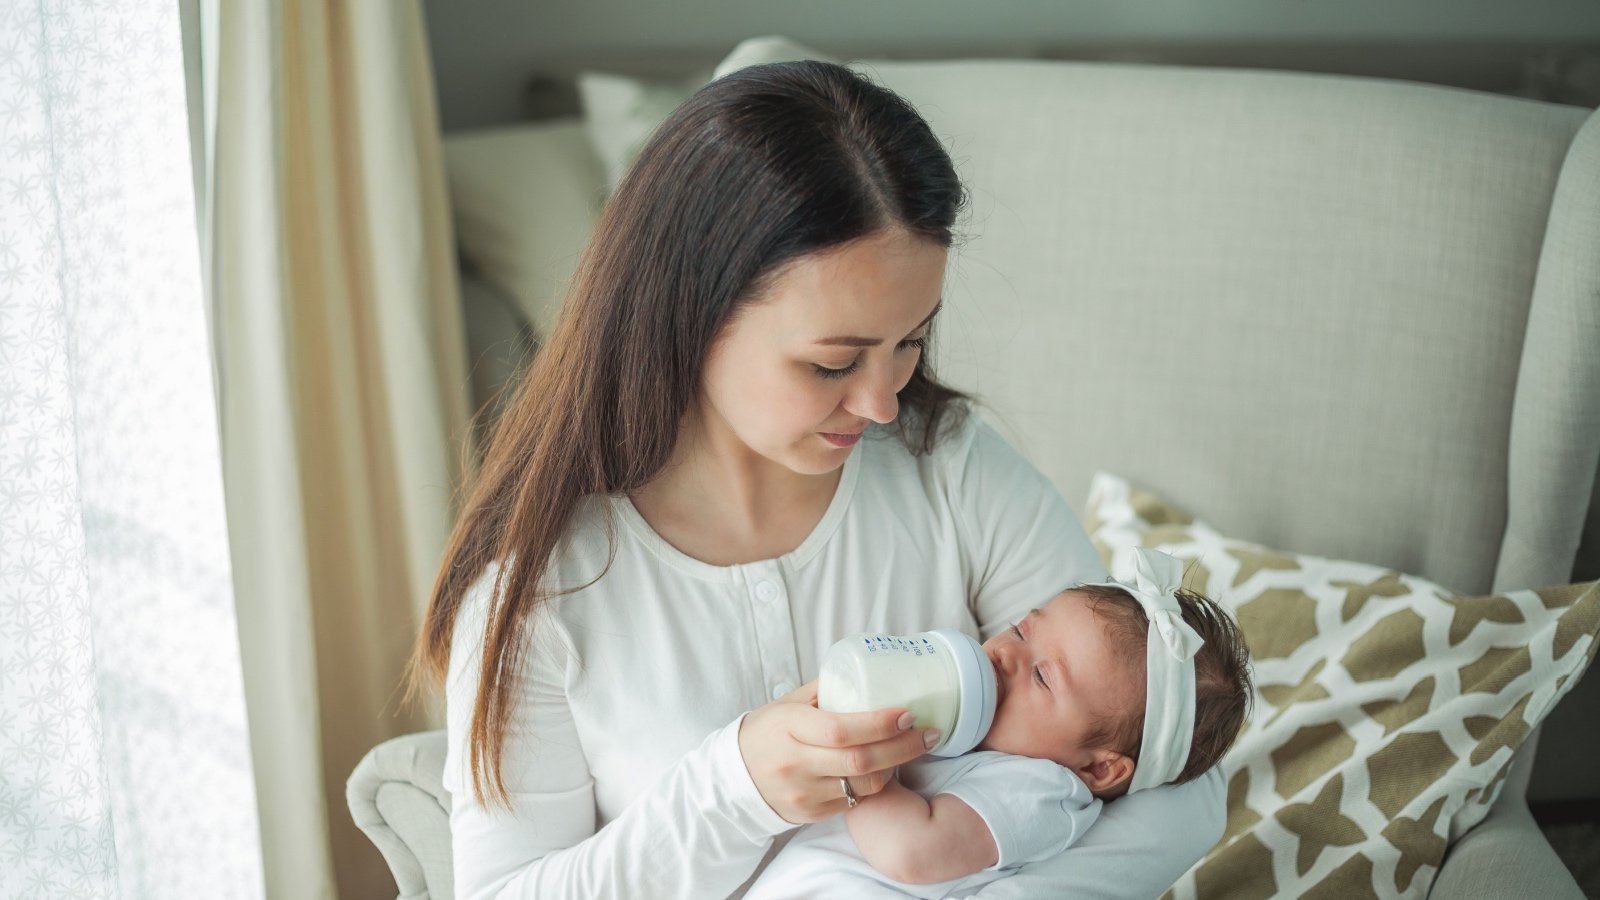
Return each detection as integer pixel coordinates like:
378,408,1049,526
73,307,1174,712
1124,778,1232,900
453,717,787,900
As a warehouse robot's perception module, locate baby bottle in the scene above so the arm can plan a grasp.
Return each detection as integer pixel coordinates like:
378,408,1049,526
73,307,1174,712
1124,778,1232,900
817,629,998,757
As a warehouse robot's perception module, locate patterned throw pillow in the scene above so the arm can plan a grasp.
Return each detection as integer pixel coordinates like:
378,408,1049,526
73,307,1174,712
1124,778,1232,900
1083,473,1600,900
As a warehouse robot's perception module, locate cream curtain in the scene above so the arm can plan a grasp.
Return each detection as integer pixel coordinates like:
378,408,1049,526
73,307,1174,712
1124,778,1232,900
202,0,473,896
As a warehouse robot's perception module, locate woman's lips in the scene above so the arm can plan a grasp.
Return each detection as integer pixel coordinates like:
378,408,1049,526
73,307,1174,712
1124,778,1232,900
819,430,864,448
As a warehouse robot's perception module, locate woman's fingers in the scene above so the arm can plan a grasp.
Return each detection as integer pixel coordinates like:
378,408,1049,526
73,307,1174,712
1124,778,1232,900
737,685,939,823
847,762,907,806
787,704,934,798
807,723,932,782
788,703,918,750
776,680,819,707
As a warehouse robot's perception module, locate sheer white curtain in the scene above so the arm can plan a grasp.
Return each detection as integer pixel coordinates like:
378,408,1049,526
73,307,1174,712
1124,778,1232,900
0,1,263,898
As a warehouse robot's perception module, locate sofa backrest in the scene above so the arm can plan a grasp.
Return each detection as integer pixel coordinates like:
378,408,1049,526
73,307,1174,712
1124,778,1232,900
859,59,1599,595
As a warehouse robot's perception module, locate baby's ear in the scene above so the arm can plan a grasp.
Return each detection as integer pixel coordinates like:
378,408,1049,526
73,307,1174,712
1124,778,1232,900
1074,750,1135,797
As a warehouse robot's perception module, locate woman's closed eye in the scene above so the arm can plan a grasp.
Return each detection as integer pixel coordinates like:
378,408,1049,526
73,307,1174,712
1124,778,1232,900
811,359,858,379
811,336,927,379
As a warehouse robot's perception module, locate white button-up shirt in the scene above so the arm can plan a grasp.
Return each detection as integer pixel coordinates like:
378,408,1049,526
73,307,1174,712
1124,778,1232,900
443,415,1224,899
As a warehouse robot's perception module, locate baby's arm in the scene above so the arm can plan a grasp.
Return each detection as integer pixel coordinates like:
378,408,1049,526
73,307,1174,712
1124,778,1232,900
844,779,998,884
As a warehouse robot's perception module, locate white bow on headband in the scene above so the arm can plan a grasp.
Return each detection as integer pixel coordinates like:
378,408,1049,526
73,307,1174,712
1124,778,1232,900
1088,547,1205,793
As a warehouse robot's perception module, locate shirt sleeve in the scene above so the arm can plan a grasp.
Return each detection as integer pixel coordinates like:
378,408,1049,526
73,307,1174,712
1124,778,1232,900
443,566,791,900
942,415,1109,640
935,753,1101,869
959,766,1227,900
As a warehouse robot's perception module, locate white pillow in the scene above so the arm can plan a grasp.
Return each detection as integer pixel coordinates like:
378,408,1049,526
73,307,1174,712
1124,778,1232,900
577,36,839,193
441,120,605,341
575,69,712,191
712,35,839,80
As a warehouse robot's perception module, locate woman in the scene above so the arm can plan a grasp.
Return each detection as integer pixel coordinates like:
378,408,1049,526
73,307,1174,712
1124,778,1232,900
413,60,1224,899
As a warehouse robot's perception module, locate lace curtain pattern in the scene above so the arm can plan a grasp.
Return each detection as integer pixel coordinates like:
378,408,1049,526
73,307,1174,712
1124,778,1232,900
0,1,263,897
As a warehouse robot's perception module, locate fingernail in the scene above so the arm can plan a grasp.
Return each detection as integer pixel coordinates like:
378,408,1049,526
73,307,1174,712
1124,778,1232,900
923,730,941,750
896,712,915,732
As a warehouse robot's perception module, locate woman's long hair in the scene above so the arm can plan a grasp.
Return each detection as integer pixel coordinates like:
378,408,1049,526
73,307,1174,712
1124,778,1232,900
411,60,971,807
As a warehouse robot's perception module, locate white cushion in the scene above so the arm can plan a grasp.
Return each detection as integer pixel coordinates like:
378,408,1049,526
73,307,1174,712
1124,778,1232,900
576,36,836,193
575,69,711,191
441,121,604,340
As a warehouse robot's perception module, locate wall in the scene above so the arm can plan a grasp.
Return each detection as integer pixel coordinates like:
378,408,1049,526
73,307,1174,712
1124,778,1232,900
422,0,1600,130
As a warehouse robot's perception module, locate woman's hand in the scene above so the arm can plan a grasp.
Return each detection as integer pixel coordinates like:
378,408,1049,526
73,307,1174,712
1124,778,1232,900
737,681,938,824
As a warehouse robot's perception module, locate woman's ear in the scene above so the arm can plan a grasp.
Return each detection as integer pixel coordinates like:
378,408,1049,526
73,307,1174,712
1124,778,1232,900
1073,750,1135,796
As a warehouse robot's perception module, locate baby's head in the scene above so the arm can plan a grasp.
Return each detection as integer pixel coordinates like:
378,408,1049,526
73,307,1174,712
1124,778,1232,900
978,578,1252,799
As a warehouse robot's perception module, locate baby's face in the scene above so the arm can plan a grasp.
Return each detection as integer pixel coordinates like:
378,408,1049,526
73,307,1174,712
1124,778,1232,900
978,590,1144,770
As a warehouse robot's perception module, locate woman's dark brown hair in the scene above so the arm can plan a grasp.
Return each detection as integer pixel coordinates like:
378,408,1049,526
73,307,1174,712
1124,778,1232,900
409,60,971,806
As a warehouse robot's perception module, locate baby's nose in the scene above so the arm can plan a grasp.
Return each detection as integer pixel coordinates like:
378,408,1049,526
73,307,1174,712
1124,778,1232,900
995,640,1023,675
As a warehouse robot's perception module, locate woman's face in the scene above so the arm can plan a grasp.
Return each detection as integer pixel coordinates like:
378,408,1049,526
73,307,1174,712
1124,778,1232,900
696,229,948,476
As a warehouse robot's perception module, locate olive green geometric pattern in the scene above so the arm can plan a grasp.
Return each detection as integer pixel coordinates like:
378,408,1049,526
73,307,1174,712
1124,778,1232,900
1360,677,1436,737
1366,732,1457,818
1277,774,1365,875
1272,723,1356,799
1089,474,1600,900
1238,590,1321,660
1446,593,1525,645
1261,659,1330,725
1227,547,1304,588
1381,796,1449,892
1225,768,1264,839
1333,572,1411,622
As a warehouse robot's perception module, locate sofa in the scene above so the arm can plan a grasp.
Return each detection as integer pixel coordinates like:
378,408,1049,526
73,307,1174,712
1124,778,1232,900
349,37,1600,899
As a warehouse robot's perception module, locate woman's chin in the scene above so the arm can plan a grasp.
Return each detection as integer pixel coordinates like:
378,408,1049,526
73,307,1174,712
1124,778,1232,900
777,444,851,477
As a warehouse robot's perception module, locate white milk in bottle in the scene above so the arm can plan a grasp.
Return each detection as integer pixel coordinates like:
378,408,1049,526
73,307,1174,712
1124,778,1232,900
817,629,998,757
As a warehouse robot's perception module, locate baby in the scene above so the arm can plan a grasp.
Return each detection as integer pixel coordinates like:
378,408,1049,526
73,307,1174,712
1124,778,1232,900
745,548,1254,899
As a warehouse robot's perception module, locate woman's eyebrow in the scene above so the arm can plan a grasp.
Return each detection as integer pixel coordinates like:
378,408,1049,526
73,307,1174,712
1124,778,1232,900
814,301,943,346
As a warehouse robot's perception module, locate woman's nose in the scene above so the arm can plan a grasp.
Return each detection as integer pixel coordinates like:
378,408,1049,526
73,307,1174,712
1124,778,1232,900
846,365,900,424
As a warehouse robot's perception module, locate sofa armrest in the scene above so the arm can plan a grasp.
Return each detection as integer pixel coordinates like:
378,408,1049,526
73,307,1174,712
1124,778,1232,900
1429,728,1582,900
347,730,454,900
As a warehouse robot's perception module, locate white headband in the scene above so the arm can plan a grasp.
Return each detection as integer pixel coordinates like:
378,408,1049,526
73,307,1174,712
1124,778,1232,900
1085,548,1205,794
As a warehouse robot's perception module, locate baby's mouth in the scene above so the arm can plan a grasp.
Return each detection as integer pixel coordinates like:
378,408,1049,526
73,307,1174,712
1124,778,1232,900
989,651,1005,706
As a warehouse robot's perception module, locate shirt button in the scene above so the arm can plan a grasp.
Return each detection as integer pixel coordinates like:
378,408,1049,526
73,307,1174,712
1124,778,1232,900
755,581,779,602
771,681,795,699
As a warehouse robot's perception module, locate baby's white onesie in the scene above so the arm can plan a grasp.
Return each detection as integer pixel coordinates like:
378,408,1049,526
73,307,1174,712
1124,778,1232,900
745,750,1101,899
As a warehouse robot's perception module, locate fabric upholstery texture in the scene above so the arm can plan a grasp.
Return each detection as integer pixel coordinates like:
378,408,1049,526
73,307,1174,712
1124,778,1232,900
1085,473,1600,899
1498,109,1600,595
864,58,1592,598
348,731,454,900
